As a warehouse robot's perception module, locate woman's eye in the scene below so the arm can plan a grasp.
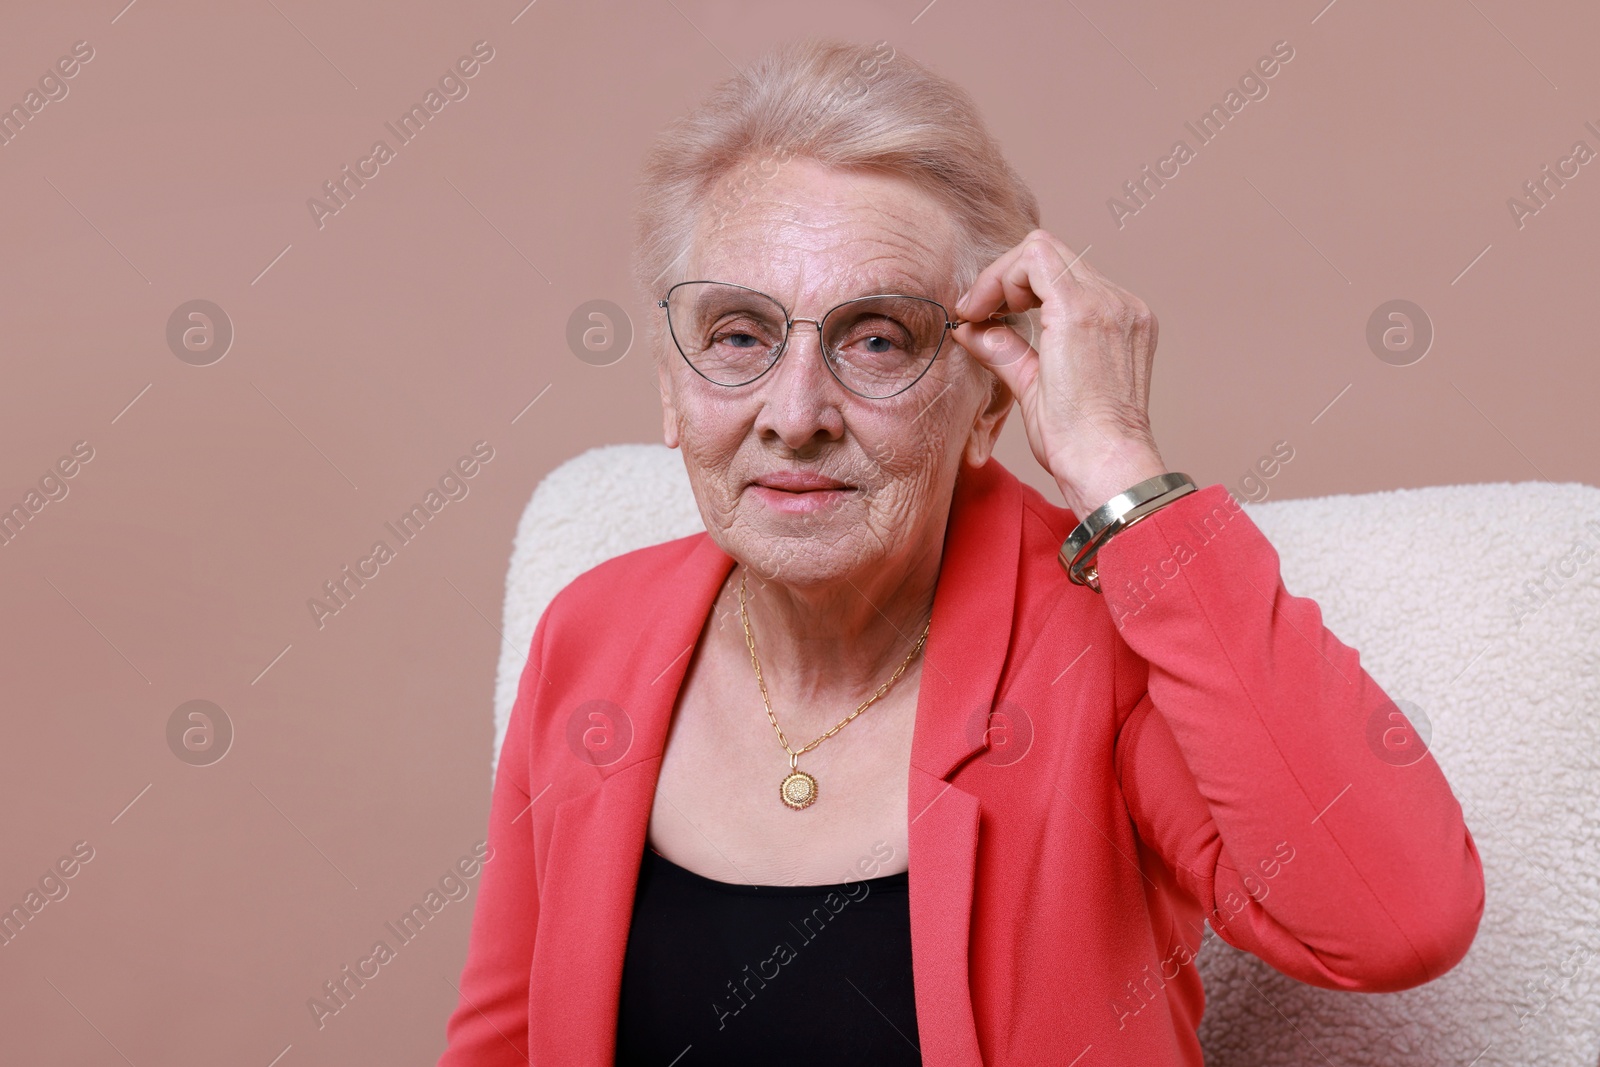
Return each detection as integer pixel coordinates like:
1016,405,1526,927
711,323,775,350
840,328,909,358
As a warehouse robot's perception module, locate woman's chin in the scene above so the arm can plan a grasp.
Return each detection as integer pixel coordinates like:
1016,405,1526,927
729,533,870,588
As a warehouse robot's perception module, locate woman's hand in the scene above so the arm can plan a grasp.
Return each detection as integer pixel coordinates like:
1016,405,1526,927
953,229,1168,518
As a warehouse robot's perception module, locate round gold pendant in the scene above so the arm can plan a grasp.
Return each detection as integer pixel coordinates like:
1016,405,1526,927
780,770,818,810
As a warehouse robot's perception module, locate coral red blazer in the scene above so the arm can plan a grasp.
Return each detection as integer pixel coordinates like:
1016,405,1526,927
438,457,1484,1066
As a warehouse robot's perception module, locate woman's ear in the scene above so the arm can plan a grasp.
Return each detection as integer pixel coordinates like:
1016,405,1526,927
962,370,1013,467
657,355,681,449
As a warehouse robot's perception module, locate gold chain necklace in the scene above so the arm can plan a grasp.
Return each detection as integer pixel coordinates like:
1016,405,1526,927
738,567,931,810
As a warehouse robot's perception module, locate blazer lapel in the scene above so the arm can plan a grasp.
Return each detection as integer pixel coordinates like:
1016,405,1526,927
906,458,1022,1065
531,458,1021,1067
530,533,736,1066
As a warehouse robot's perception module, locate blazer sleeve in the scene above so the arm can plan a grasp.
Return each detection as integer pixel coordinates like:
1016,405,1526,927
1099,483,1485,992
436,606,551,1065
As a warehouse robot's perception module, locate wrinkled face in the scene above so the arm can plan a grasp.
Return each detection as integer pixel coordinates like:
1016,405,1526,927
656,157,1006,587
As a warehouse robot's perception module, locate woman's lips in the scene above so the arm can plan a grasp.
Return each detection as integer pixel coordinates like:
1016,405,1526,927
754,470,849,491
747,473,854,514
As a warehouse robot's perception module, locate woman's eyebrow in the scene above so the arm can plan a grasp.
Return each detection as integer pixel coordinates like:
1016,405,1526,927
835,276,942,299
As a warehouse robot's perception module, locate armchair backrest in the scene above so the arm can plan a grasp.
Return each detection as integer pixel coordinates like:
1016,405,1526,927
494,444,1600,1066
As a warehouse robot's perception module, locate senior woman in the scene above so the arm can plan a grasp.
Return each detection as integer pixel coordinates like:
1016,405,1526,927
439,39,1483,1067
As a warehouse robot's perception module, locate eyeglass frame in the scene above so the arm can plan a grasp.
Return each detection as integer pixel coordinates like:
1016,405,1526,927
655,279,974,400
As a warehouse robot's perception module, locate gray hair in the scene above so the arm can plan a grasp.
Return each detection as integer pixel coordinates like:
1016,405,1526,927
631,37,1041,364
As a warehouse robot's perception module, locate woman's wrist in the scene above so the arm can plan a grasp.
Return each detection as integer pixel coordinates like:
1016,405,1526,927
1059,471,1198,591
1052,437,1169,518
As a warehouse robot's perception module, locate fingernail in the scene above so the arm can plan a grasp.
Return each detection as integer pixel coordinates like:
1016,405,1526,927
954,289,970,314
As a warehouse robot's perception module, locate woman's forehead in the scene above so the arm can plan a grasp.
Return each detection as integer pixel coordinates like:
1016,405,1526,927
688,160,957,298
688,228,954,303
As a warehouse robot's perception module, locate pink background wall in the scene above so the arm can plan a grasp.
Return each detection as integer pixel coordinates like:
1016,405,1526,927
1,0,1594,1062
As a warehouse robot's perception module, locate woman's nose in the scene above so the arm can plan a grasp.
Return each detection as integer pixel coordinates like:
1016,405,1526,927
771,320,836,388
754,321,845,447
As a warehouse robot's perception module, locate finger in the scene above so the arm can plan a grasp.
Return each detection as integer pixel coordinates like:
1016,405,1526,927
1017,234,1095,309
956,237,1033,321
1013,227,1101,289
953,319,1035,400
998,254,1049,321
1036,233,1100,291
959,231,1091,324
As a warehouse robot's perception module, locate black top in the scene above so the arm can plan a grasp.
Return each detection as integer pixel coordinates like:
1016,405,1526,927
615,844,922,1065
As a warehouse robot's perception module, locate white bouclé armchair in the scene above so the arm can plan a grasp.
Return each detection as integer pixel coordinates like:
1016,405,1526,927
492,443,1600,1067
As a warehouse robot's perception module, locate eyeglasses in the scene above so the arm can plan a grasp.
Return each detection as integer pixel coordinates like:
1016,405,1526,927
656,280,962,400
